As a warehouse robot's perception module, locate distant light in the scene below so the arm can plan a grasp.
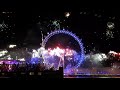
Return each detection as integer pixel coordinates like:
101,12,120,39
107,22,114,29
0,21,8,29
32,49,37,53
8,57,12,60
109,50,117,54
32,49,40,58
90,53,108,62
65,12,71,18
2,12,6,14
18,58,25,61
0,50,8,57
9,44,16,48
2,12,13,14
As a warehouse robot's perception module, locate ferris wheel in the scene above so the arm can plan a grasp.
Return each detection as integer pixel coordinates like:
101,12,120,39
42,29,85,68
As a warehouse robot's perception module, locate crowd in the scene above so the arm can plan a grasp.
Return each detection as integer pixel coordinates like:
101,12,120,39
0,63,63,78
0,62,58,72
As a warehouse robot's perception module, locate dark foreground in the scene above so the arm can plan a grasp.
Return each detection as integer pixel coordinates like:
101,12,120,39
0,70,63,79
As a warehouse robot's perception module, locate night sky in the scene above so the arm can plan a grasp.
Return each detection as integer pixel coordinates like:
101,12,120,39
0,8,120,54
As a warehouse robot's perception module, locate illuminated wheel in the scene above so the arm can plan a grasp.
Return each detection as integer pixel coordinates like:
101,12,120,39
42,30,85,68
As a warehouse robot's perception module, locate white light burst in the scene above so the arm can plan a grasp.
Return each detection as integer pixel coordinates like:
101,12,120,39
18,58,25,61
65,12,71,18
9,45,17,48
107,22,114,29
0,50,8,57
52,20,60,30
0,21,8,30
106,22,115,39
106,29,114,39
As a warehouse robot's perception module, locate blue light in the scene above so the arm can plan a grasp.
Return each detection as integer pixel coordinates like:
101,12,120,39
30,57,39,64
42,30,85,68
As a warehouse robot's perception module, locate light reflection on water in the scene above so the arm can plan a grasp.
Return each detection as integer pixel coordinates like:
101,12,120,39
64,75,120,78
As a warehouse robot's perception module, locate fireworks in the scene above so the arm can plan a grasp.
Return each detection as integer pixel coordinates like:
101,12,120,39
65,12,71,18
52,20,60,30
108,50,120,60
0,50,8,57
0,21,8,30
107,22,114,29
18,58,25,61
106,29,114,39
32,46,75,61
30,45,82,70
42,30,85,68
85,53,108,62
106,22,115,39
108,50,117,55
9,44,17,48
40,29,85,70
91,53,108,62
